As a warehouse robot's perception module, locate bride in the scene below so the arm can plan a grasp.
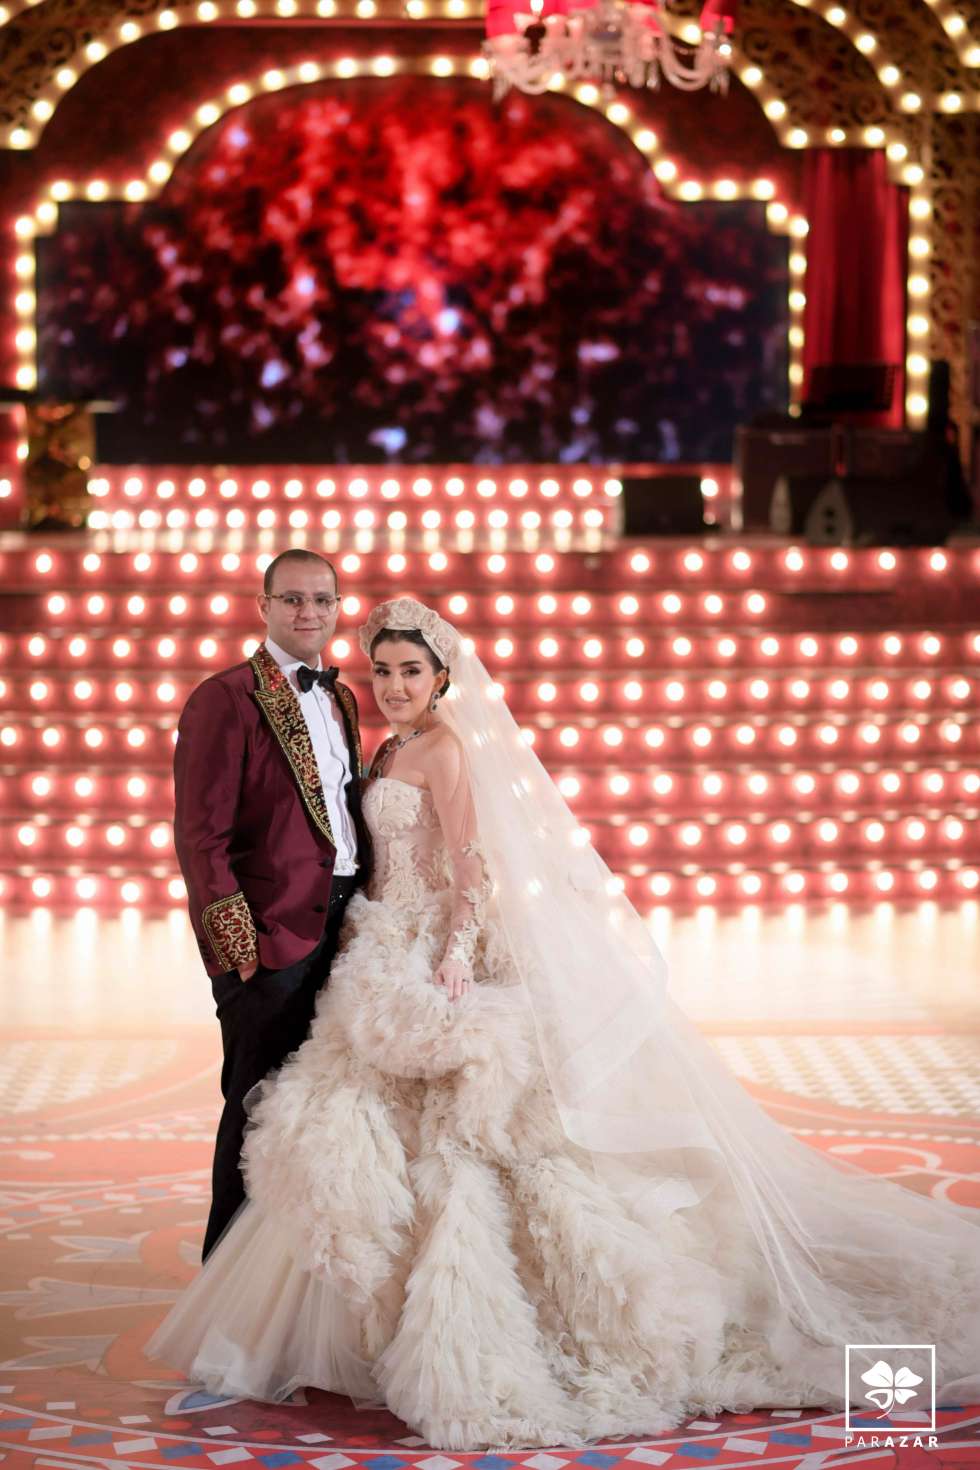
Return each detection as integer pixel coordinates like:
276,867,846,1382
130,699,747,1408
148,596,980,1449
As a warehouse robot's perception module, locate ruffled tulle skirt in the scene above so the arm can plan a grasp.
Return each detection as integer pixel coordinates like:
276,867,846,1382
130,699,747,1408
147,890,980,1448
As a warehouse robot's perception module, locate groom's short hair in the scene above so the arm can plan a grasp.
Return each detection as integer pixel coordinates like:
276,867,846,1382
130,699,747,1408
263,549,338,596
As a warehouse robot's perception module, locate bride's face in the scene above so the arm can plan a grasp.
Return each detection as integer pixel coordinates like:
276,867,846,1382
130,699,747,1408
371,638,445,728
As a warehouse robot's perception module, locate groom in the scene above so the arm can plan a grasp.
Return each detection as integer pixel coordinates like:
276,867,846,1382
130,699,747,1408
173,548,369,1259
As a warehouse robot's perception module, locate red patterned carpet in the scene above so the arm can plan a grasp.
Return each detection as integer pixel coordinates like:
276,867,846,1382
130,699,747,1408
2,1019,980,1470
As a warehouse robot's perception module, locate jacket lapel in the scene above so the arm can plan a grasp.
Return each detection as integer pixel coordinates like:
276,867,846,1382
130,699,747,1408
333,681,363,778
250,643,334,846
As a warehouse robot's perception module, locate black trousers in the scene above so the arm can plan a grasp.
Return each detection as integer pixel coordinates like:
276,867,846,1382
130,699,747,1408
202,874,358,1261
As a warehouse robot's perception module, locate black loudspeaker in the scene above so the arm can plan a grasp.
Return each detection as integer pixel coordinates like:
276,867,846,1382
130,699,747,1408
769,474,830,536
735,425,836,529
770,474,955,546
927,359,950,432
621,474,705,535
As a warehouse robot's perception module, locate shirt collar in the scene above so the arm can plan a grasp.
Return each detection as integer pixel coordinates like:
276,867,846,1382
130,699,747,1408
264,636,321,692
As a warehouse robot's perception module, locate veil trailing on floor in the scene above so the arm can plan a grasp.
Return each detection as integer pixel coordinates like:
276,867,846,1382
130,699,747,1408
436,622,980,1407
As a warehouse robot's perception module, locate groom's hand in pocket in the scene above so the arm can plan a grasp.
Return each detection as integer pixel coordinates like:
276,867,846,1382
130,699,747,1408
238,958,259,983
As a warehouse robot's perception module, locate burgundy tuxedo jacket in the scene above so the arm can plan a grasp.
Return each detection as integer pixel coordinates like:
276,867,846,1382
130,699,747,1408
173,642,368,978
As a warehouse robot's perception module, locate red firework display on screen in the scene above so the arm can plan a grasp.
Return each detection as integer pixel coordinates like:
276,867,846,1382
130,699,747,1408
36,76,788,465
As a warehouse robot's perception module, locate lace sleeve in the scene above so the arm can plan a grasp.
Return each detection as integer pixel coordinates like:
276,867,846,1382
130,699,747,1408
426,730,491,980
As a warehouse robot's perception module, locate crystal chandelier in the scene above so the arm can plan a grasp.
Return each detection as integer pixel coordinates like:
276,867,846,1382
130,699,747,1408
484,0,737,99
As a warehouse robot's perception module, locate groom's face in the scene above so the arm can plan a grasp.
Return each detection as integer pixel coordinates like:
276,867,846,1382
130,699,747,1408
258,561,341,665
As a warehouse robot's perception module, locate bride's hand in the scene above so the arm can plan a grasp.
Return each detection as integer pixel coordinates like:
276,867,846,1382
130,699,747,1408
433,958,471,1002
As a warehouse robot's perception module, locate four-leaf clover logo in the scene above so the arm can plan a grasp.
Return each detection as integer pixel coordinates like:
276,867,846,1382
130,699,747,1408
861,1360,923,1418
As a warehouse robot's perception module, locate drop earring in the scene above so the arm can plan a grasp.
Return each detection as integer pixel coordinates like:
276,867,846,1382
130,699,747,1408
429,692,439,711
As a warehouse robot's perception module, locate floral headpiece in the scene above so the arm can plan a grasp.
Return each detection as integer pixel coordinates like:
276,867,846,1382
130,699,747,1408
358,597,460,670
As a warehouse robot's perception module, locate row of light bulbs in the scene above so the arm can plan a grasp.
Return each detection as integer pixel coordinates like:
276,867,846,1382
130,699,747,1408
9,672,974,706
83,507,612,533
11,765,978,805
7,0,976,151
89,473,625,501
6,810,975,850
3,865,978,912
8,629,979,668
20,543,969,579
0,717,970,753
21,584,973,624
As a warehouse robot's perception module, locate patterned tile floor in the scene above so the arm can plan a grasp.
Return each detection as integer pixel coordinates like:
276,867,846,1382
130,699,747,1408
1,911,979,1470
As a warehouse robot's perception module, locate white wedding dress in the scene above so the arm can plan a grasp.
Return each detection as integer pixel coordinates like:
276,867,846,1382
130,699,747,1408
148,772,980,1449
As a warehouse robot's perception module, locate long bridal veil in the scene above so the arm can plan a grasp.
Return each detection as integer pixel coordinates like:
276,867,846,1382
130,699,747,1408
438,631,980,1407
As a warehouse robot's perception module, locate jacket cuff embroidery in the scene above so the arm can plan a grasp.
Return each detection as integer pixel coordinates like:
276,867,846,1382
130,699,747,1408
202,890,257,971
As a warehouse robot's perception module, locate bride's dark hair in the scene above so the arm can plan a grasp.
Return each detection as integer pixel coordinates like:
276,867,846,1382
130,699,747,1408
369,627,450,699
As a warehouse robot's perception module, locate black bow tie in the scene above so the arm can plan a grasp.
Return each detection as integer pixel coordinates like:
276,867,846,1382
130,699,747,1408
297,664,339,694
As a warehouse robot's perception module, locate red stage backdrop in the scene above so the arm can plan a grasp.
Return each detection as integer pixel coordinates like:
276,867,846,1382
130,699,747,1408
802,149,908,425
34,77,789,465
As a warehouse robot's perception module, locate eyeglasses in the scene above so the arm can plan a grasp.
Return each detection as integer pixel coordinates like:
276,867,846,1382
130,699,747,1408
266,594,340,612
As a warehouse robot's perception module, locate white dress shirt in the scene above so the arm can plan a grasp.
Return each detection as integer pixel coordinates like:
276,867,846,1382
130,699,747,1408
264,638,359,875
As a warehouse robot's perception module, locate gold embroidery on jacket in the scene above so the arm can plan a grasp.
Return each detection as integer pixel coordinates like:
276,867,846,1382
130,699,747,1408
250,644,334,845
334,681,363,777
202,889,257,970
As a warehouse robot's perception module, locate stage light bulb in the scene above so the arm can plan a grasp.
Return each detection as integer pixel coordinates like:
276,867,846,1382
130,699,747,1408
18,822,38,844
603,727,623,747
662,594,681,615
716,635,735,655
644,727,665,748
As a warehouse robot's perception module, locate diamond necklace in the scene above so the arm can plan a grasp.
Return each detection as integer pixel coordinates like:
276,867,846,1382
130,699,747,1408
378,725,425,772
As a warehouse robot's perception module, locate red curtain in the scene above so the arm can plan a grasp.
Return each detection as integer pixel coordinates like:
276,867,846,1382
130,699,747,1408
802,149,908,426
